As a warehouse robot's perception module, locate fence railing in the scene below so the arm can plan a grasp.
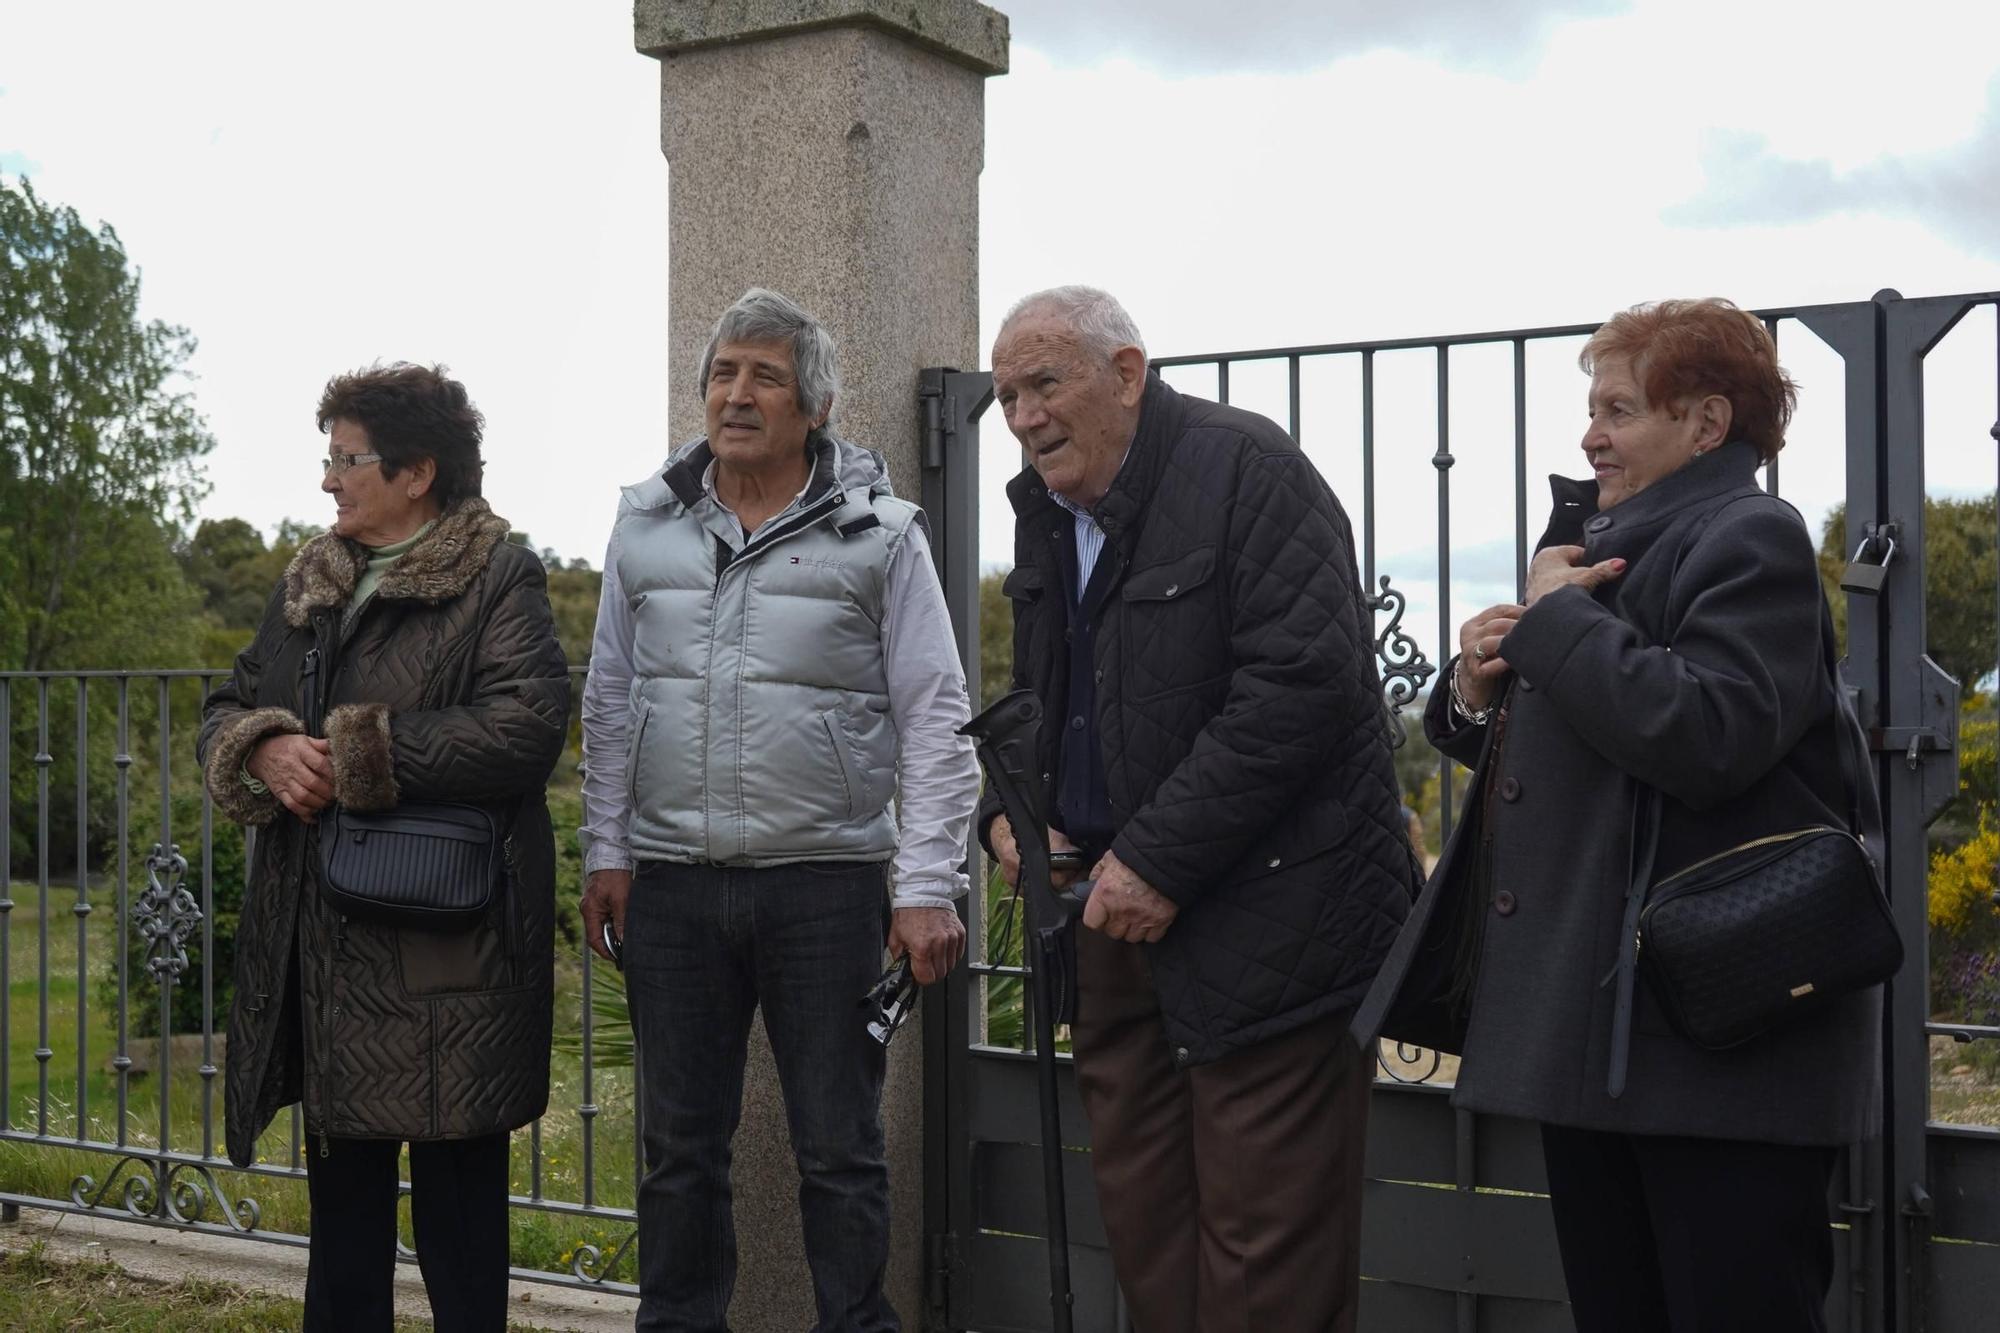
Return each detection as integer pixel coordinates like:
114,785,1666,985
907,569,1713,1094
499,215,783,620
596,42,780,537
0,665,641,1293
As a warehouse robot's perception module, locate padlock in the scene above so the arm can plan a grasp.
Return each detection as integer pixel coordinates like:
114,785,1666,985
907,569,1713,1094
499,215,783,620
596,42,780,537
1840,535,1895,595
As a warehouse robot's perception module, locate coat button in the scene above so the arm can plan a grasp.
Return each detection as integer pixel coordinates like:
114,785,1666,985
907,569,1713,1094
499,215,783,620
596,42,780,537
1494,890,1517,916
1267,857,1282,869
1163,583,1179,597
1093,668,1104,683
1500,777,1521,801
1174,1046,1190,1063
1519,679,1535,692
1070,716,1085,731
1585,514,1613,533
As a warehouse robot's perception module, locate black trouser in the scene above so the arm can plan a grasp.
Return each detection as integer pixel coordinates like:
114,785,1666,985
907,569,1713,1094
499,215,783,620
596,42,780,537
303,1132,512,1332
1540,1124,1838,1333
625,859,897,1333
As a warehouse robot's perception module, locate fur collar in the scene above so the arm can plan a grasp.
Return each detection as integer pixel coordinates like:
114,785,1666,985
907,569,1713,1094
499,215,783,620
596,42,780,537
282,497,512,627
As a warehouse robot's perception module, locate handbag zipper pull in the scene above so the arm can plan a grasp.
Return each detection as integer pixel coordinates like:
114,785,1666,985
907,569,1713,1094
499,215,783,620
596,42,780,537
319,1133,329,1160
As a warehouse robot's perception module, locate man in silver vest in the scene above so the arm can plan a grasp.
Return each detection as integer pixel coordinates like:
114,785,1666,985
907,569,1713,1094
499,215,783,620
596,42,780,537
579,287,980,1332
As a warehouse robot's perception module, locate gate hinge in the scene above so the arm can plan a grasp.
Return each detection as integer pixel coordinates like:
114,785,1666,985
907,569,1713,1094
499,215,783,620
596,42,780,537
925,1232,960,1327
918,369,955,472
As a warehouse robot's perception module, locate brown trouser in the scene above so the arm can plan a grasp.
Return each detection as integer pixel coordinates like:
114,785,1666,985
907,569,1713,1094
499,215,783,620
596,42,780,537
1072,925,1371,1333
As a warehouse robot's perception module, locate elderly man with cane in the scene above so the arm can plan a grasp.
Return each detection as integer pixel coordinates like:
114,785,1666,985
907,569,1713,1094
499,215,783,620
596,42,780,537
980,285,1416,1332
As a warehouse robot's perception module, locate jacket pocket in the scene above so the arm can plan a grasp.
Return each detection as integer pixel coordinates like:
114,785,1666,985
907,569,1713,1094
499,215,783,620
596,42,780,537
397,908,513,997
1234,808,1349,885
1121,546,1225,701
820,712,861,820
626,705,653,810
1122,547,1215,604
1002,565,1045,602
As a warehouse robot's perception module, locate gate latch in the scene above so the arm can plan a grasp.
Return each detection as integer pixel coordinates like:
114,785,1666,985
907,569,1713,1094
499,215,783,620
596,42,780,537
1869,726,1950,769
1840,522,1898,595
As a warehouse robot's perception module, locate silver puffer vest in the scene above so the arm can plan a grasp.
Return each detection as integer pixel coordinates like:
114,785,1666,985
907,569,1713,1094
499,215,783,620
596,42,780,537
612,430,922,866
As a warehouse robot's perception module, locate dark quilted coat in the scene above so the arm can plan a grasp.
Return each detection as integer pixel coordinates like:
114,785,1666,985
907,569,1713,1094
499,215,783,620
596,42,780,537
198,499,569,1166
1353,443,1881,1146
982,374,1417,1067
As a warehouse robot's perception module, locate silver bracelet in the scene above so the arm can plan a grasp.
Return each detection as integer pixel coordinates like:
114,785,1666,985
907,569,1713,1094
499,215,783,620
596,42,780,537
1447,657,1495,725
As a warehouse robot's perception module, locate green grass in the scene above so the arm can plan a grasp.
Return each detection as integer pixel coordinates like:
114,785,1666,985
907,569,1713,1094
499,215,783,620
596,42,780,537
0,883,642,1281
0,1240,562,1331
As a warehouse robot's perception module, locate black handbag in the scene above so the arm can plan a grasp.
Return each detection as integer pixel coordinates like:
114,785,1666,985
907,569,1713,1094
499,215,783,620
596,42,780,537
319,801,502,932
1605,605,1904,1094
299,643,502,933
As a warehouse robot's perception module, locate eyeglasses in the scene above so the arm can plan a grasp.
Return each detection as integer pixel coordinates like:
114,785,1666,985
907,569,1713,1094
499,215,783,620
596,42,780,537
322,452,384,476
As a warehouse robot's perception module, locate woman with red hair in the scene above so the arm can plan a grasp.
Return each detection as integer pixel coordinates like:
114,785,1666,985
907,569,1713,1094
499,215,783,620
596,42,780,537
1360,299,1883,1331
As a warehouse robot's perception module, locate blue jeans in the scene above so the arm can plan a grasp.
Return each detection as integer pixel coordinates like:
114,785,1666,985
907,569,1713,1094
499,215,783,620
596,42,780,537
625,859,897,1333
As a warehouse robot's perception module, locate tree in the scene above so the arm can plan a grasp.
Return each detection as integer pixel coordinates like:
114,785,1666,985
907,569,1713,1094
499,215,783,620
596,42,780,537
180,517,276,630
1,175,215,671
978,569,1012,709
1817,496,1998,691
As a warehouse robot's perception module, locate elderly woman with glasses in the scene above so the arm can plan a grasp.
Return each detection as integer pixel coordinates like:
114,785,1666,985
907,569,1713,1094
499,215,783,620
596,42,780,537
199,363,569,1331
1359,300,1884,1332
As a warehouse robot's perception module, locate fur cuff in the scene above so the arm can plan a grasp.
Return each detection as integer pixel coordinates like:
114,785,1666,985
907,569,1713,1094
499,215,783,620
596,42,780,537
205,708,305,826
326,703,400,811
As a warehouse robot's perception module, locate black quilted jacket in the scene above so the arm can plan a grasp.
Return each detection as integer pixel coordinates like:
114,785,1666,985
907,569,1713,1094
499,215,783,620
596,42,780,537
981,375,1417,1066
198,499,569,1165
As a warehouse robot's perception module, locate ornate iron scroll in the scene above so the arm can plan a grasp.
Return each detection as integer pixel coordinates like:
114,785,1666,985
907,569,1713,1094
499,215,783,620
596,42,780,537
1374,1041,1445,1085
136,844,200,982
572,1228,640,1284
71,1157,263,1232
1368,576,1434,747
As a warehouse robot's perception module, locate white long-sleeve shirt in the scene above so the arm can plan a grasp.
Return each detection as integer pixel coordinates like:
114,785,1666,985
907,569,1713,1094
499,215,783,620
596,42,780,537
578,481,979,910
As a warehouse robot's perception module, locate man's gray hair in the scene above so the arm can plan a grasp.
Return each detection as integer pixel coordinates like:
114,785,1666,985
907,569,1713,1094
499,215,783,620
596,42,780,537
1000,285,1147,363
698,287,840,421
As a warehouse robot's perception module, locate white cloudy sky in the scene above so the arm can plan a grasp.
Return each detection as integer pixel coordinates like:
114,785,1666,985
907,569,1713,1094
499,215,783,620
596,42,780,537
4,0,1998,659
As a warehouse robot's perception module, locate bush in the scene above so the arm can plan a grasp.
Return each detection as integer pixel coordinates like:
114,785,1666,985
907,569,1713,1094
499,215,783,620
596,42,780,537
547,788,584,951
1929,812,2000,941
1937,949,2000,1027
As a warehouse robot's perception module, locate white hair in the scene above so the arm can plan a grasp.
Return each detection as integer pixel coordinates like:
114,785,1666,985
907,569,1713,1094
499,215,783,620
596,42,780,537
999,285,1146,363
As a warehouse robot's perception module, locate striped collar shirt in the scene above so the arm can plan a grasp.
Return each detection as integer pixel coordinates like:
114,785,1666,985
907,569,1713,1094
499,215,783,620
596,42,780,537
1048,448,1129,596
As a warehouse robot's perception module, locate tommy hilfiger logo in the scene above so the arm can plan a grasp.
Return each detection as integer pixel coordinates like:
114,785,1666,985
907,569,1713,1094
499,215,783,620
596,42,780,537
790,556,848,570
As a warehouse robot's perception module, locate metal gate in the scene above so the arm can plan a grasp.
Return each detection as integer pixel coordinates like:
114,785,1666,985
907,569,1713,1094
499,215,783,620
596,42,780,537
916,289,2000,1331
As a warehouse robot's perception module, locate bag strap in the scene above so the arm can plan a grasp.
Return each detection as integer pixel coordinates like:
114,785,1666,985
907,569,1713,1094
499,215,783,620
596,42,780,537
1606,785,1660,1098
1606,588,1878,1097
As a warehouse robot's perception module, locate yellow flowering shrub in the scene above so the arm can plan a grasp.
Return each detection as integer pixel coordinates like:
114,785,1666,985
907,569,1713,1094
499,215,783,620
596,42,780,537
1930,813,2000,935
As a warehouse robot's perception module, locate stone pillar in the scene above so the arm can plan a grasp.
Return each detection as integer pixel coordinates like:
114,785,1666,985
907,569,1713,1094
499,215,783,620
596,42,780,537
632,4,1008,1328
638,0,1008,500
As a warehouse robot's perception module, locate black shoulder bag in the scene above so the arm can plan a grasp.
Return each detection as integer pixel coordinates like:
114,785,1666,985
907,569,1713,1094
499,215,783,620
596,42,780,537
1605,606,1904,1096
302,646,503,933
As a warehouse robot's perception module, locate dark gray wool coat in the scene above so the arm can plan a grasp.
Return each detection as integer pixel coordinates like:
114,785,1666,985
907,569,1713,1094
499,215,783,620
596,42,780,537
982,374,1418,1067
199,499,570,1166
1354,441,1882,1146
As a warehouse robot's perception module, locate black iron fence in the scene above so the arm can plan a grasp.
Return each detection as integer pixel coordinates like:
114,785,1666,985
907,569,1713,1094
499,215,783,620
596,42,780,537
0,665,643,1294
919,290,2000,1332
